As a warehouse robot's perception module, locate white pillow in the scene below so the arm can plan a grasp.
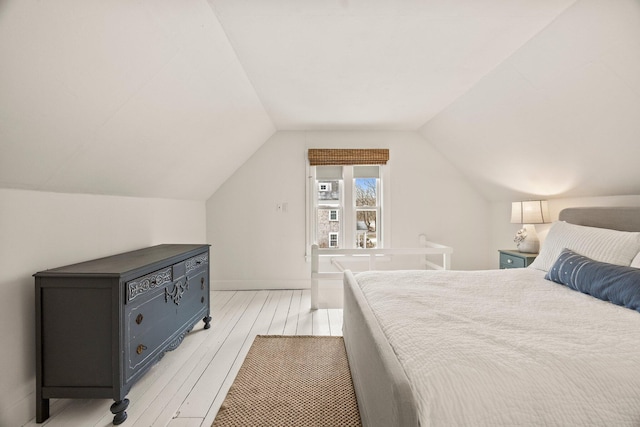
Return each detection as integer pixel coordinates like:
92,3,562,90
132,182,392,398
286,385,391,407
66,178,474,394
632,252,640,268
529,221,640,272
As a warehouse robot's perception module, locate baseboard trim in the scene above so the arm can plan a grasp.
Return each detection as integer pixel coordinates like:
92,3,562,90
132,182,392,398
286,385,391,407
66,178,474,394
212,279,312,291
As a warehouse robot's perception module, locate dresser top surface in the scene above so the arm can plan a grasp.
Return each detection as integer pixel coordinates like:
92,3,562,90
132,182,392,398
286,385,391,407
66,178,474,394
35,244,209,277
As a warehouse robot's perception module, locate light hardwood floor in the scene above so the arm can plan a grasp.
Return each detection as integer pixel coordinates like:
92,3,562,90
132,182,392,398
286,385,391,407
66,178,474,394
25,290,343,427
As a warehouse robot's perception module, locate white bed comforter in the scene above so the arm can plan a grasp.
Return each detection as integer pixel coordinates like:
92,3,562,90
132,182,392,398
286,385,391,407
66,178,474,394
355,268,640,427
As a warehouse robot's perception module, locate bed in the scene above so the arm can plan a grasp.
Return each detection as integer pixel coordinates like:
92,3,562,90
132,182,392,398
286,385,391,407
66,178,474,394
343,206,640,427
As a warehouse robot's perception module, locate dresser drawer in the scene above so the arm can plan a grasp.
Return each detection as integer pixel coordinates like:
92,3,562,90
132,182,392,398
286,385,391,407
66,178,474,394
124,270,208,382
126,267,173,303
186,253,208,275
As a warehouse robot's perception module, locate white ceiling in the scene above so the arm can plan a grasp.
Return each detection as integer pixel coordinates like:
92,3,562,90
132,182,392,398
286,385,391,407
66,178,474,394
2,0,639,201
210,0,576,129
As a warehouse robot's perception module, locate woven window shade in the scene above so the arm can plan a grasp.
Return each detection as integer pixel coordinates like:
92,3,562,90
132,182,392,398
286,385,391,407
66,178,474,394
308,149,389,166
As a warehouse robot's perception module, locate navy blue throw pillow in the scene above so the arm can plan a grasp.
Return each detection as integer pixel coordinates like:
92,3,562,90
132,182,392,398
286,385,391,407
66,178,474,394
545,248,640,313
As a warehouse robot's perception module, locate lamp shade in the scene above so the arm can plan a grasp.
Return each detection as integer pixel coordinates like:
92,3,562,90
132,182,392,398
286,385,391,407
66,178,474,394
511,201,550,224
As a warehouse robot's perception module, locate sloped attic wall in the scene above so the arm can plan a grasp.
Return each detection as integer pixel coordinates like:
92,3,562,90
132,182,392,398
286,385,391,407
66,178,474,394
0,0,275,199
206,130,491,292
419,0,640,202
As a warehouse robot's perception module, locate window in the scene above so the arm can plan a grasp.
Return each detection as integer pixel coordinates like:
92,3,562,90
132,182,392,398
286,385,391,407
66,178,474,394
308,151,388,250
308,149,388,251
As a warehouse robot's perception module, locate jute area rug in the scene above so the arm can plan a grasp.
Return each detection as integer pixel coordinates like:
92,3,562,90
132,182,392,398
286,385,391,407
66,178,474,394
212,335,362,427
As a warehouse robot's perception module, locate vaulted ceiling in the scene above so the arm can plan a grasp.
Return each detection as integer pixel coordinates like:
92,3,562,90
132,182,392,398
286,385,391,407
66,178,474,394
1,0,639,201
209,0,576,129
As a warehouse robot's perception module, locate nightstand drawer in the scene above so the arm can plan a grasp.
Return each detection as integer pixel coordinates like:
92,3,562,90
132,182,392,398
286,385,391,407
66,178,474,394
500,253,526,268
499,250,537,269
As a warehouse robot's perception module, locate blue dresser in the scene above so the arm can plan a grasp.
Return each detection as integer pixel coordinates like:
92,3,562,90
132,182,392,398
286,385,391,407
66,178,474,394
35,244,211,425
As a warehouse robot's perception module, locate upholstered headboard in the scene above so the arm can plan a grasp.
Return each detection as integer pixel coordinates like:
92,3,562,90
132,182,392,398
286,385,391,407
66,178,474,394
559,207,640,232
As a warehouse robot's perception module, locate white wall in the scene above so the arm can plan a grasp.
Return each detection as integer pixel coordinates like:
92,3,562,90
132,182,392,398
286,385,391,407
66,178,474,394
490,195,640,268
0,189,206,427
206,130,491,291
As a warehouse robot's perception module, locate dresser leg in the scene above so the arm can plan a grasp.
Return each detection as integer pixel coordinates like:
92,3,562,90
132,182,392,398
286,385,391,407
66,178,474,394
203,315,212,329
110,398,129,425
36,396,49,423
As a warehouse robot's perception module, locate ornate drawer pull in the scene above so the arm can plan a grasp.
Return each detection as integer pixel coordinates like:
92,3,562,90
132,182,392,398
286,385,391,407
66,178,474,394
136,344,147,355
135,314,144,325
507,258,513,264
165,280,188,306
201,277,205,290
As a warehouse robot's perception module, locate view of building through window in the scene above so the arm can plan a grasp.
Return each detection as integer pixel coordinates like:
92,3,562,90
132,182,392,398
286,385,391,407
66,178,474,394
314,166,381,249
316,178,341,248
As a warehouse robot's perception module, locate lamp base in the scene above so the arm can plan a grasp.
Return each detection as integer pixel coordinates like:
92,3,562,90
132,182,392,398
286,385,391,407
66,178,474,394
517,239,539,253
515,224,540,254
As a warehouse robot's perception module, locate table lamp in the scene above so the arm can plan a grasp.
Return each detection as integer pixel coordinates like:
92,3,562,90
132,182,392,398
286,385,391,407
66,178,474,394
511,200,549,253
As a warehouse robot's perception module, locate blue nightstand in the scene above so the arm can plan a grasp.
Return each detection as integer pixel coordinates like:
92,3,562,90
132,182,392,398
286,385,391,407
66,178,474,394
499,249,537,269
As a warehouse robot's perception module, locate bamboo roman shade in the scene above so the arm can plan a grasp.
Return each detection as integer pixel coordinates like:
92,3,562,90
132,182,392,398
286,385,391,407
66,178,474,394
308,149,389,166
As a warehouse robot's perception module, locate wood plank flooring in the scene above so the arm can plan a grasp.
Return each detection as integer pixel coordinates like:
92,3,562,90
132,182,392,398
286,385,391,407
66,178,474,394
24,290,343,427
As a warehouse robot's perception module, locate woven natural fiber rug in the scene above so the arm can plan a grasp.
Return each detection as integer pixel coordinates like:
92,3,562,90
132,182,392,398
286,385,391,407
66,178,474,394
212,335,362,427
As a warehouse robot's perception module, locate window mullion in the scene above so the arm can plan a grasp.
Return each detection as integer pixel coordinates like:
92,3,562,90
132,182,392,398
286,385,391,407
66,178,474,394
377,177,382,248
307,167,316,253
343,166,354,249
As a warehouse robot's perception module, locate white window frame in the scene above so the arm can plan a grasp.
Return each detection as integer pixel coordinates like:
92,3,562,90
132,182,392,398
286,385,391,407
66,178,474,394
306,164,389,256
318,182,331,192
329,209,339,221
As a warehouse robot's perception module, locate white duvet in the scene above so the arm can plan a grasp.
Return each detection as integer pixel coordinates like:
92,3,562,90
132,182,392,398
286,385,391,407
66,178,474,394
355,268,640,426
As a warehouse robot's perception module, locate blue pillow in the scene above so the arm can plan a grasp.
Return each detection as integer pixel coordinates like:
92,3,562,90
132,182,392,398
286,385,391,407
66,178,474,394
545,248,640,313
